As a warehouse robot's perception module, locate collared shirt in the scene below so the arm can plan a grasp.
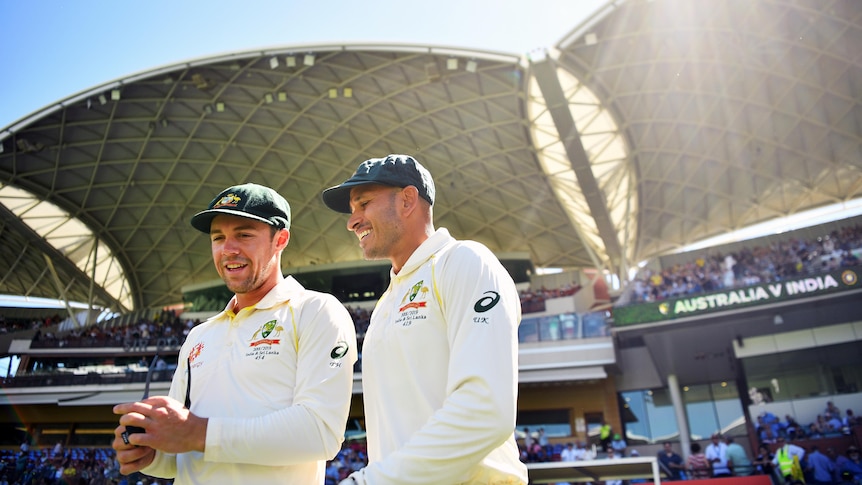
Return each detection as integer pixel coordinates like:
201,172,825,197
806,451,835,483
143,276,357,484
706,442,730,476
352,228,527,484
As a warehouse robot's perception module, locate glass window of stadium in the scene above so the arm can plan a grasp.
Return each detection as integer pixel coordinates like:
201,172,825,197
516,409,572,438
621,381,744,444
621,389,679,444
742,341,862,426
683,382,745,439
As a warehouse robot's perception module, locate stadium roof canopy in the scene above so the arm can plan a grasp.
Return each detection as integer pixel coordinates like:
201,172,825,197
0,0,860,314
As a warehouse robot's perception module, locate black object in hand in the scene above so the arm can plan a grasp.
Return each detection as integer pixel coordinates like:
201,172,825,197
120,354,159,445
121,425,145,445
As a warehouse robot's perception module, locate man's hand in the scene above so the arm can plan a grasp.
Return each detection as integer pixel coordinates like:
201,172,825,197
113,395,208,455
112,424,156,475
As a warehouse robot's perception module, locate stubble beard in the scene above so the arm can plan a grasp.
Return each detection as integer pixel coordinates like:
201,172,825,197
221,257,276,295
362,202,402,261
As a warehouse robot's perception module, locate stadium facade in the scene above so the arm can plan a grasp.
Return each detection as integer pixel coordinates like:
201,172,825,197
1,0,860,467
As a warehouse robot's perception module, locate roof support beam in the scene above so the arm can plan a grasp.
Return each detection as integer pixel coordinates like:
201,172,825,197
42,253,79,328
0,202,122,312
531,56,622,273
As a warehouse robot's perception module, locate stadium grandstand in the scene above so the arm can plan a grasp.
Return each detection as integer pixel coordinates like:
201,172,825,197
1,0,861,483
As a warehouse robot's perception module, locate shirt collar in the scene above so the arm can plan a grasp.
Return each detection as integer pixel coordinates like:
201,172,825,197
391,227,453,279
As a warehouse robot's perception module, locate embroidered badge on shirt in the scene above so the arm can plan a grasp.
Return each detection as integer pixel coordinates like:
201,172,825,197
189,342,204,362
396,280,429,327
399,280,428,312
188,342,205,368
249,319,283,347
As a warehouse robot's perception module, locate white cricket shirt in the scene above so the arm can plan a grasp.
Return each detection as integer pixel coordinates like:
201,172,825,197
143,276,357,484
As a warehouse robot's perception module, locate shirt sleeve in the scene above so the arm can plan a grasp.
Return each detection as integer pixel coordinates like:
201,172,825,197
203,294,358,466
358,242,521,484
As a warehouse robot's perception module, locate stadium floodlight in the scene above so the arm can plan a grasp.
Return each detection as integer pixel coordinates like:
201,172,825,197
264,93,274,104
344,87,353,98
98,94,107,105
465,60,477,73
446,58,458,70
286,55,296,67
304,54,315,66
269,56,279,69
111,89,121,101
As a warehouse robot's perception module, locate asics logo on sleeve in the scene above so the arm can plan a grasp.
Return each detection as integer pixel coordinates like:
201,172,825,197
330,341,350,359
473,291,501,312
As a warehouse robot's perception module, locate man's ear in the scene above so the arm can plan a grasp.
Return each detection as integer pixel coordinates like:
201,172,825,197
400,185,420,211
276,228,290,248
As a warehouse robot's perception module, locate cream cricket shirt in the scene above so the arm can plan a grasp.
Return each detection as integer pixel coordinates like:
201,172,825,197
352,228,528,485
143,276,357,485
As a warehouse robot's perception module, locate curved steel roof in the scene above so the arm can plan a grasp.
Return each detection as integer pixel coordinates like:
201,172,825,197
0,0,860,313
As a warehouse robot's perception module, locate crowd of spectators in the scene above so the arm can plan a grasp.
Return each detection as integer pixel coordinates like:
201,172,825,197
0,445,131,485
746,404,862,484
628,222,862,304
324,442,368,485
28,310,197,351
519,283,580,314
4,279,583,353
0,315,61,335
755,404,860,444
0,441,373,485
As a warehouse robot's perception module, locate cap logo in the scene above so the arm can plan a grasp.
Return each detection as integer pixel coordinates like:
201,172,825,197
213,193,241,209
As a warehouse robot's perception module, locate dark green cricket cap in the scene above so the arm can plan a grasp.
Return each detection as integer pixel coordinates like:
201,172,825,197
190,183,291,233
321,154,435,214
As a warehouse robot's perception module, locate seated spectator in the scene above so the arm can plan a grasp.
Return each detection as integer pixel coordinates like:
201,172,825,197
825,412,843,434
838,446,862,483
783,415,802,440
825,401,842,418
574,441,590,461
610,433,628,457
807,423,824,439
560,442,577,462
844,409,858,429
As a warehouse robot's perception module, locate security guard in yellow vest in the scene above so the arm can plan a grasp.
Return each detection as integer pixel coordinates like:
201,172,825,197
772,437,806,482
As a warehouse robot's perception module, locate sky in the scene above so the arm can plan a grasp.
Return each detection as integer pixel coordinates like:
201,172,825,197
0,0,608,128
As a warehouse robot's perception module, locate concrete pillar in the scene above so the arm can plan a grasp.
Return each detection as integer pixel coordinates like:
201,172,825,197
668,373,692,460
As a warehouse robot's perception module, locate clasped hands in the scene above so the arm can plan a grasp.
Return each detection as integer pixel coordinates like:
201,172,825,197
112,396,207,475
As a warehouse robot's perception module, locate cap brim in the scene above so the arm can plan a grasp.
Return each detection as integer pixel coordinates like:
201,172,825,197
321,180,373,213
190,209,275,233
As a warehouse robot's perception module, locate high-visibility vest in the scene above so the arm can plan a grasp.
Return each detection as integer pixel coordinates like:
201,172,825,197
776,447,794,477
